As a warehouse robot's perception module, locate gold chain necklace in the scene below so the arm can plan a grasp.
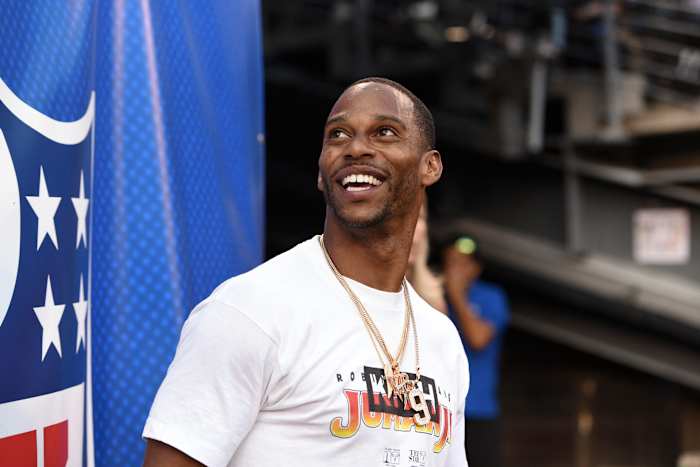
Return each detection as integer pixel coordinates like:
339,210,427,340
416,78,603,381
320,236,413,368
319,235,431,425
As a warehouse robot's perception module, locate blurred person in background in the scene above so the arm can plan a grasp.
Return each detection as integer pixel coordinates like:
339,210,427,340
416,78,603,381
407,202,448,314
442,235,510,467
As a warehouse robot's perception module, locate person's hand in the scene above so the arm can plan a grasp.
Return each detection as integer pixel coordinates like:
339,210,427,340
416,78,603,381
442,247,470,299
408,215,429,268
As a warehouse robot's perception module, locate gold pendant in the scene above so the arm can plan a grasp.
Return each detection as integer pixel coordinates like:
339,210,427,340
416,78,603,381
409,387,431,426
384,363,412,401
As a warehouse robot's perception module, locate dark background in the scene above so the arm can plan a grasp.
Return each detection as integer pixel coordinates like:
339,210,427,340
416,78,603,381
261,2,700,465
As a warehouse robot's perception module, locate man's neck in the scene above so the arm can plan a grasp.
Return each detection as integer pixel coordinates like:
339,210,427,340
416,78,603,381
322,217,414,293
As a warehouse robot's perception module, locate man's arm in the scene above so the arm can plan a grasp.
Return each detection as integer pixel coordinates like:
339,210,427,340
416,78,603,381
446,290,494,350
442,247,498,350
141,300,278,466
143,439,204,467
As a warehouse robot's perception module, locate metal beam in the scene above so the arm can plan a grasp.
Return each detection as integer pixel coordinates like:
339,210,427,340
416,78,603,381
451,217,700,330
541,154,700,194
512,304,700,391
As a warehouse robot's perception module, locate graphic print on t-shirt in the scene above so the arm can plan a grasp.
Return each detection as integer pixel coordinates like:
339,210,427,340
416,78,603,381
329,366,454,454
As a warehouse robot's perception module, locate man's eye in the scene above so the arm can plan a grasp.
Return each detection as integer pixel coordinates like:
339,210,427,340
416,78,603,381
377,127,397,137
329,129,349,139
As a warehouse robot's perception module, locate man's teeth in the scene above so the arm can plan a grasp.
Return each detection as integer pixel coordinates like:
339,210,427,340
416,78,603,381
341,174,382,188
347,186,368,192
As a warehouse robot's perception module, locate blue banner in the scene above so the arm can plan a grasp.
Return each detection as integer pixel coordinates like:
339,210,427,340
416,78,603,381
0,2,96,466
92,1,265,465
0,1,265,466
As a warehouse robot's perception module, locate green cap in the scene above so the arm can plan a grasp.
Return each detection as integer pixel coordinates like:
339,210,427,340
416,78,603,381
455,236,477,255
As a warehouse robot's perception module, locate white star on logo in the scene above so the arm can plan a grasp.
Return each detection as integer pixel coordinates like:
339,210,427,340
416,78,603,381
71,170,89,249
33,275,65,361
26,166,61,250
73,275,88,352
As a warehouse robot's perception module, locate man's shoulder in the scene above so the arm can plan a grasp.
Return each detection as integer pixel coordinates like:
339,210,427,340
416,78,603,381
471,280,509,325
210,236,319,303
411,289,463,345
473,280,506,300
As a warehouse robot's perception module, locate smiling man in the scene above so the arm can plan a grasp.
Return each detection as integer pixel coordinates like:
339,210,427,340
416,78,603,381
142,77,470,467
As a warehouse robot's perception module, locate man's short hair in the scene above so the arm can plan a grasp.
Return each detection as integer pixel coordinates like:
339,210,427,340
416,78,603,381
346,77,436,151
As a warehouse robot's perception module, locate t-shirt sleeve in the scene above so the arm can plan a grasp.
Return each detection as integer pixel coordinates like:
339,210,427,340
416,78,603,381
142,299,278,467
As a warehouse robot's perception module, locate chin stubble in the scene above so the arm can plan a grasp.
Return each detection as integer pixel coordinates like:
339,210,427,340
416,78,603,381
322,176,391,228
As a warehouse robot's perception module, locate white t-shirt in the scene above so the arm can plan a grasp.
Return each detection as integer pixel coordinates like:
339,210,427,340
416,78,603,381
143,236,470,467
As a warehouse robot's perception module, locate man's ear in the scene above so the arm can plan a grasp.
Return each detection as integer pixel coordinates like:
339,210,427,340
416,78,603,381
421,150,442,187
317,172,324,192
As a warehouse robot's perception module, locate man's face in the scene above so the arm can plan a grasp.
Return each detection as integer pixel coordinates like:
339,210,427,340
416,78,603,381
317,83,438,229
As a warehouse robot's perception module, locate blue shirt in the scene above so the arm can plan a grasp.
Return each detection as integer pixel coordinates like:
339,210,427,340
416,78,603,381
449,280,509,419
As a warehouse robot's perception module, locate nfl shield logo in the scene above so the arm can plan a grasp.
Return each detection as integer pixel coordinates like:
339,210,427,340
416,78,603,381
0,76,94,467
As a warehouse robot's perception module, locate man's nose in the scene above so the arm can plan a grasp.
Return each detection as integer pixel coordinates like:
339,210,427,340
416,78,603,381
344,134,375,159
